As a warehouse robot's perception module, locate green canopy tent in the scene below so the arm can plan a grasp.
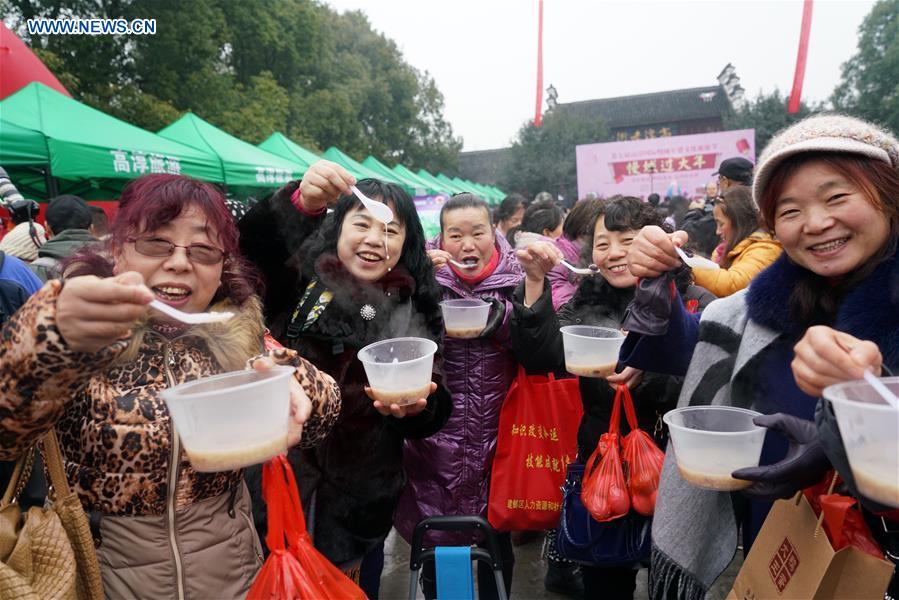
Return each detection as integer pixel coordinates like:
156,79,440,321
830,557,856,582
439,173,479,196
470,182,500,202
0,119,48,165
362,156,443,197
258,132,320,172
392,164,451,196
464,179,505,204
483,183,506,201
0,82,223,199
0,119,52,202
460,179,495,201
417,169,465,194
362,156,414,195
321,147,403,186
159,114,304,193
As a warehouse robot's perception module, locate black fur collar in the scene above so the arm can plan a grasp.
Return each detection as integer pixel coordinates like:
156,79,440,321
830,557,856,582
746,248,899,369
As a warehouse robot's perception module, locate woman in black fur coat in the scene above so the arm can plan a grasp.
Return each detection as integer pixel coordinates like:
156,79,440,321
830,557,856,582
239,160,451,598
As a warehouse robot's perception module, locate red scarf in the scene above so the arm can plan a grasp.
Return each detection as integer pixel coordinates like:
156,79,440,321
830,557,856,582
449,247,500,287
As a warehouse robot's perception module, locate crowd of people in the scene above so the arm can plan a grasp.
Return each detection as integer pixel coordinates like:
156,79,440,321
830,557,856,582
0,113,897,600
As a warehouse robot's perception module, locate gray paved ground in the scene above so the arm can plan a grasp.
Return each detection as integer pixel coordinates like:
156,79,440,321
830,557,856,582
378,528,741,599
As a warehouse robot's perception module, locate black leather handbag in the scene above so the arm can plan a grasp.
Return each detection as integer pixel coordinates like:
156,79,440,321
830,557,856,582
555,462,652,567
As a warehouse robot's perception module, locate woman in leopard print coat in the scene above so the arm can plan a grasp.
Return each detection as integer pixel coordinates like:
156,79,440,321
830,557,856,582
0,175,341,599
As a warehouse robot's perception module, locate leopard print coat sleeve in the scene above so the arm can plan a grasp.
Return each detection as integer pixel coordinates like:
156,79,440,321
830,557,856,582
0,281,127,459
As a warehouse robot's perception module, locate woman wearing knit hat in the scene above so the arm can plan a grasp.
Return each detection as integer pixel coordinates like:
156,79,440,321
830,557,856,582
619,114,899,599
0,219,46,262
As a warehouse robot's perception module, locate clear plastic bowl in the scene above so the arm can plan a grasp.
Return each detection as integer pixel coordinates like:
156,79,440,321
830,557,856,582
357,337,437,406
559,325,624,378
441,299,490,339
161,366,294,472
824,377,899,508
663,406,766,491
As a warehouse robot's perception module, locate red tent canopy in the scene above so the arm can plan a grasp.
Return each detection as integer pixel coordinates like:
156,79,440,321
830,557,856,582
0,21,71,100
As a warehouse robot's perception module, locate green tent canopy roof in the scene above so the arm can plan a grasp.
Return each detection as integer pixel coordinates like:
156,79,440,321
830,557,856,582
471,181,498,200
0,119,48,166
438,173,478,195
0,82,223,184
470,180,504,202
159,113,303,187
392,163,448,196
362,156,441,197
417,169,464,194
362,156,414,193
462,179,493,199
452,177,485,196
258,132,320,172
322,147,401,185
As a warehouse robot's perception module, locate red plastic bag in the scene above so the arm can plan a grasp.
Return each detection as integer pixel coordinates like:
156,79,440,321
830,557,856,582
580,387,630,522
802,472,885,560
488,367,583,531
247,455,366,600
619,385,665,516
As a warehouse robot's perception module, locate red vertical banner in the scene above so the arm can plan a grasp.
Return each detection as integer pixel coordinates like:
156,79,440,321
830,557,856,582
534,0,544,127
787,0,814,114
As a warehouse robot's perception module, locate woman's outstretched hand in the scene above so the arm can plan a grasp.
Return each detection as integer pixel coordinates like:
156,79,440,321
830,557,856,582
791,326,882,397
516,241,563,306
366,382,437,418
627,226,689,279
251,357,312,447
298,160,356,212
56,271,153,353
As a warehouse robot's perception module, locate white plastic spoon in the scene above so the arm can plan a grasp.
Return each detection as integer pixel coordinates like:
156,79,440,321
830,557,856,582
448,259,478,270
560,260,599,276
862,370,899,409
675,246,720,271
350,185,394,224
149,299,235,325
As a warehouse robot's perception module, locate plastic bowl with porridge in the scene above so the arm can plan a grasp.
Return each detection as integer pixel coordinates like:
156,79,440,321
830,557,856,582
161,366,293,472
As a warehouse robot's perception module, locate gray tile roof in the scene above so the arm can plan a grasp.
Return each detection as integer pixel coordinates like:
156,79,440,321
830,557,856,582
558,85,731,128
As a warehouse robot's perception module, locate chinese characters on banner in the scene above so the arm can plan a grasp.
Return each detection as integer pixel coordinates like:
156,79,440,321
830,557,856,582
254,166,293,184
614,126,674,141
110,149,181,175
576,128,755,200
504,421,574,512
108,150,293,185
505,498,561,512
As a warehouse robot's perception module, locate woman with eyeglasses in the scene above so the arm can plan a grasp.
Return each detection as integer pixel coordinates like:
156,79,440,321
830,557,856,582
0,174,341,599
693,186,782,297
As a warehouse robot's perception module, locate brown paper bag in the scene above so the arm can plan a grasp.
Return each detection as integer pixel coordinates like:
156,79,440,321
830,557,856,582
726,494,894,600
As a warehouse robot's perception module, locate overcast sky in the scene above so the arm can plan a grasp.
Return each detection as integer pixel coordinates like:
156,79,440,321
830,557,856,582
324,0,875,152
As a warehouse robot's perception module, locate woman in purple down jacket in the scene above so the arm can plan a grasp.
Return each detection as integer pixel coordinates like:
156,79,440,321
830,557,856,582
396,193,523,600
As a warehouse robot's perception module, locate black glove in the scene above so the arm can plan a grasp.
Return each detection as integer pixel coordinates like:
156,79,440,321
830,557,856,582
731,413,831,501
476,296,506,340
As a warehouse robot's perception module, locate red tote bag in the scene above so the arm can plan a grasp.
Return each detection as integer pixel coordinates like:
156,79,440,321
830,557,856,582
487,366,583,531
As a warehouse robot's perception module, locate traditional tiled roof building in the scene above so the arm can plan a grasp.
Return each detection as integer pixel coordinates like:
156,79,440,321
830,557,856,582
459,66,743,187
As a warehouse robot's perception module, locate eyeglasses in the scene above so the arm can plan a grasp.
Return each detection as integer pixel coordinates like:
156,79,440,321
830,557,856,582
129,237,225,265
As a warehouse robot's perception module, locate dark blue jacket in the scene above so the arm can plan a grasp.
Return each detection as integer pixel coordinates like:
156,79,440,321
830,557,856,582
0,250,42,325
